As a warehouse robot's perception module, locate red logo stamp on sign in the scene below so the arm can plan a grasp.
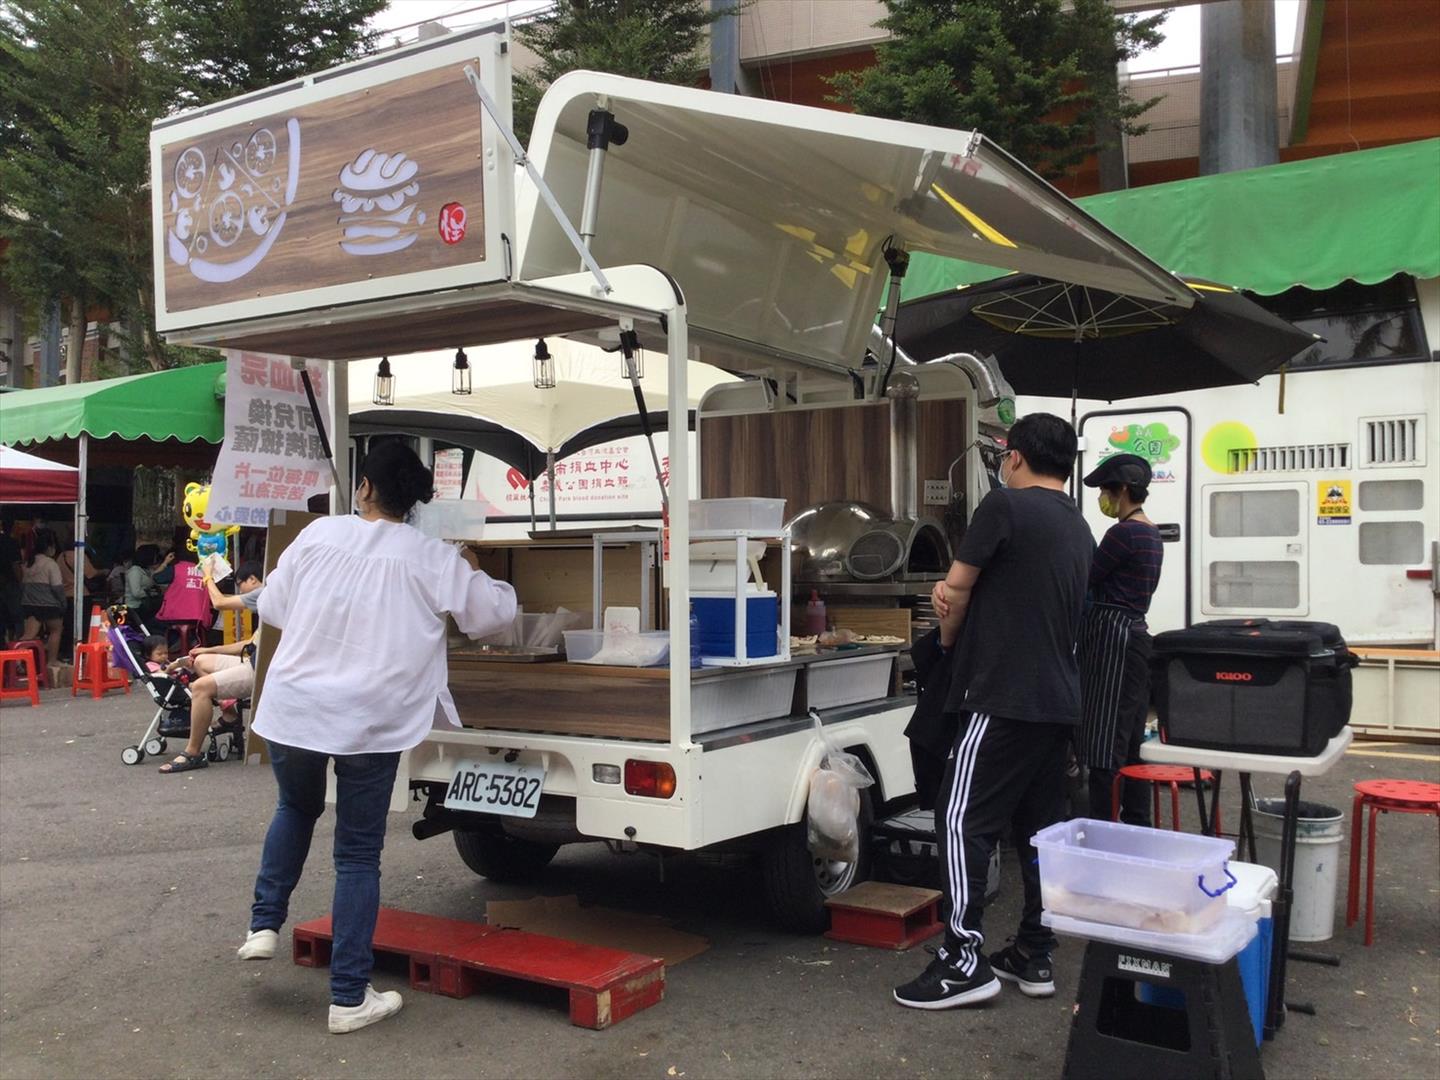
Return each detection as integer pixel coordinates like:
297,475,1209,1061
438,202,467,244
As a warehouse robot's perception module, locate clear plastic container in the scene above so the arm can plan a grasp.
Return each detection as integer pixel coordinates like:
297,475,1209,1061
562,629,670,667
1043,907,1258,964
689,498,786,534
1033,818,1236,934
410,498,487,542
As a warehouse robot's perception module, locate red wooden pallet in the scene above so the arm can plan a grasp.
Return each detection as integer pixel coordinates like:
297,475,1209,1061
292,907,665,1029
824,882,944,950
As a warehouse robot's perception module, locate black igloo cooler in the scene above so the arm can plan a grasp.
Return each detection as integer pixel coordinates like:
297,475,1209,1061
1151,620,1355,756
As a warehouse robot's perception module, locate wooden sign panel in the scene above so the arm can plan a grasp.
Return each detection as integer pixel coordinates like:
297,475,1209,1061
151,24,512,337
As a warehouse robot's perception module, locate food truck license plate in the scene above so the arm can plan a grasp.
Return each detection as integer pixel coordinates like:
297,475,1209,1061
442,760,545,818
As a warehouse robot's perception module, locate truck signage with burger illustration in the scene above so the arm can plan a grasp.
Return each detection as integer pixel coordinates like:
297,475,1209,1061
150,24,513,338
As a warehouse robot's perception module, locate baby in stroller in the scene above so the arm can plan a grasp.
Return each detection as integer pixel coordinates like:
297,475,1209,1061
110,610,246,767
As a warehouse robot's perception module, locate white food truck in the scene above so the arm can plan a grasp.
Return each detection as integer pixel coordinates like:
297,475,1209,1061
151,23,1200,929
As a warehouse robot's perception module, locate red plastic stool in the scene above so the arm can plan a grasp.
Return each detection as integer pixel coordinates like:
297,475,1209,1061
72,640,130,699
0,649,40,706
1113,764,1221,834
3,640,49,689
1346,779,1440,946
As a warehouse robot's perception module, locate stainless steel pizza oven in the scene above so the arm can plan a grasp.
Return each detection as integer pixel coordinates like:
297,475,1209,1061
790,373,952,588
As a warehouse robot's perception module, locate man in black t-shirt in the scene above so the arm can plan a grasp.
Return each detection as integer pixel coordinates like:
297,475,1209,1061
894,413,1094,1011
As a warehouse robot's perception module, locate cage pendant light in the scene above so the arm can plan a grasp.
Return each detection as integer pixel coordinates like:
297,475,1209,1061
532,338,556,389
373,357,395,406
452,347,472,394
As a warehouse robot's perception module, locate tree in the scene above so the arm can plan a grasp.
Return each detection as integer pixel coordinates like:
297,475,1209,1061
827,0,1165,181
0,0,172,380
0,0,384,381
160,0,387,108
512,0,737,145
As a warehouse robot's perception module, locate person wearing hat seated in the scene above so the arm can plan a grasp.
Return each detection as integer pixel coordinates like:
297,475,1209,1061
1077,453,1164,826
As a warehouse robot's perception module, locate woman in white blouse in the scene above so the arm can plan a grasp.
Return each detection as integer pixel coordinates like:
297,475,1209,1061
236,441,516,1033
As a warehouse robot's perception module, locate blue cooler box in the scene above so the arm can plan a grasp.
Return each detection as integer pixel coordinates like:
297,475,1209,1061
692,593,779,660
1137,860,1276,1045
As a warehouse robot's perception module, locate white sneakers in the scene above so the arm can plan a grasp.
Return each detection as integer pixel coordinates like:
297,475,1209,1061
237,929,279,960
238,929,402,1033
329,984,404,1034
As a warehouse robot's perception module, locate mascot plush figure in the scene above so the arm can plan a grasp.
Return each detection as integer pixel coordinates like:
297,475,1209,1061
182,482,239,557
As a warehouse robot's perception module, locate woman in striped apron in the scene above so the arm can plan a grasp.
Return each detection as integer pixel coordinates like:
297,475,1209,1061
1078,454,1164,825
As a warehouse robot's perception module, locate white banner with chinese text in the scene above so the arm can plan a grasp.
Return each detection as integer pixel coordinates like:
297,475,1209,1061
207,350,334,528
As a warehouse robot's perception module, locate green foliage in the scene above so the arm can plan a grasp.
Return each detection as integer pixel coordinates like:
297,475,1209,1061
827,0,1166,179
0,0,382,378
160,0,387,107
513,0,736,145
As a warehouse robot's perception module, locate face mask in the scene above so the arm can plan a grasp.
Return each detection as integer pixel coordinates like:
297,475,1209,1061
999,451,1016,489
1098,491,1120,518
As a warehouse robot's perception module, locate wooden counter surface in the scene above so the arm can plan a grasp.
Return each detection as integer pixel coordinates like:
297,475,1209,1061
446,647,901,742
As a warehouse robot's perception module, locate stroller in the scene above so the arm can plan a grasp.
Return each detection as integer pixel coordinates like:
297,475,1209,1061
106,608,247,767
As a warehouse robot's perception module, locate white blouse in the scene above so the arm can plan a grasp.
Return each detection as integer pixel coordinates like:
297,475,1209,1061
252,515,516,755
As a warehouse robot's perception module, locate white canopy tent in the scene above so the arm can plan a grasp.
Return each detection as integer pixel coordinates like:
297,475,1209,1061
349,336,739,526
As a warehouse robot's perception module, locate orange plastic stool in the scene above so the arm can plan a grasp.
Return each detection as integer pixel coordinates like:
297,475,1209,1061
1346,779,1440,946
72,640,130,699
1113,764,1221,834
0,649,40,706
3,639,48,689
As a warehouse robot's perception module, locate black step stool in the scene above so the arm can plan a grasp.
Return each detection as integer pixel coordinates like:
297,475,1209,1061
1063,939,1263,1080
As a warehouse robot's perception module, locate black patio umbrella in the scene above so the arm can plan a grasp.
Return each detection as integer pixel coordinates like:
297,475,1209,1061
895,274,1320,402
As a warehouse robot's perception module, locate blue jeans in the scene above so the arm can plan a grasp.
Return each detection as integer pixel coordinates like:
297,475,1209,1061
250,741,401,1006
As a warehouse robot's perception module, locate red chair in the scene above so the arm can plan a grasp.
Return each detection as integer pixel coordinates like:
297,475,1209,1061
0,649,40,707
1346,779,1440,946
3,639,48,689
1113,764,1221,834
72,639,130,699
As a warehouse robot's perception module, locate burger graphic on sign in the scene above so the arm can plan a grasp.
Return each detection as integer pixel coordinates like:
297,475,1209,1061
333,148,426,256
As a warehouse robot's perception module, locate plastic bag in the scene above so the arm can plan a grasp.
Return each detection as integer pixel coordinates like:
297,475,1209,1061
805,711,875,862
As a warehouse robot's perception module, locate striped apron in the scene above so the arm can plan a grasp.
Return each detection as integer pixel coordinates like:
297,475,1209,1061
1077,602,1138,769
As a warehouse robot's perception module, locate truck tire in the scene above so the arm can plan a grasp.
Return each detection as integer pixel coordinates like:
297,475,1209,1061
452,828,559,883
760,789,873,934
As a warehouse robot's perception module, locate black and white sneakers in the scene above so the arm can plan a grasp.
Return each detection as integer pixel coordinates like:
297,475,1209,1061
989,941,1056,998
892,949,1002,1010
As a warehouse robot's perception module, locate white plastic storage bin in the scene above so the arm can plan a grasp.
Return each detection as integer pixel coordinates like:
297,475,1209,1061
1043,908,1258,964
691,668,798,735
689,498,786,534
1033,818,1236,934
562,630,670,667
805,653,894,710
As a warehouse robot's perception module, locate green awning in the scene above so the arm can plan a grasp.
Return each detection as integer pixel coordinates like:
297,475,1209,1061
902,138,1440,301
0,363,226,446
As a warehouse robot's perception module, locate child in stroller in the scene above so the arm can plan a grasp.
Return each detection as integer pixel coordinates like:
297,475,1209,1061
109,608,246,767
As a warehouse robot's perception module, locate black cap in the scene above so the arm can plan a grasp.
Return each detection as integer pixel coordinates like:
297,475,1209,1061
1083,453,1152,489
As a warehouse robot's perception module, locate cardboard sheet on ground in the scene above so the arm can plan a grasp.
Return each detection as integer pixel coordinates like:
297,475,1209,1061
485,895,708,966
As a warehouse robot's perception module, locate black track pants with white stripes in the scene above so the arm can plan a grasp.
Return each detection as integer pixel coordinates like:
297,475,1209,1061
935,712,1072,970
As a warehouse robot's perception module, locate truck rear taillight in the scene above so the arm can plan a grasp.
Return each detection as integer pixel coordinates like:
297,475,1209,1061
624,760,676,799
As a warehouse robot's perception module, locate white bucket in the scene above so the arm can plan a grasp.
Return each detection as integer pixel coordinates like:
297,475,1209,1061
1252,798,1345,942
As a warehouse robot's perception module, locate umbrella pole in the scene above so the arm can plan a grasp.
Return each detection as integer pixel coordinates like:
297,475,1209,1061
73,432,87,653
528,480,536,531
1070,343,1081,498
547,450,557,531
619,331,669,515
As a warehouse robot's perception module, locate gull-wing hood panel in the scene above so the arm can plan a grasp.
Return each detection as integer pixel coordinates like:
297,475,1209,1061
518,72,1190,373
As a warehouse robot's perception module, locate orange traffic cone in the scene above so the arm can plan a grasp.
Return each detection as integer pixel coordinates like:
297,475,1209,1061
86,604,105,644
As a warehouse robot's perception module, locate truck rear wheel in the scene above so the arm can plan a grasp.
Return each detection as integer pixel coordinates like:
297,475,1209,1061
760,790,873,933
452,828,559,883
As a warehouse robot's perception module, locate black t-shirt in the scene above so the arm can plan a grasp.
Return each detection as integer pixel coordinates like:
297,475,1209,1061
943,486,1094,725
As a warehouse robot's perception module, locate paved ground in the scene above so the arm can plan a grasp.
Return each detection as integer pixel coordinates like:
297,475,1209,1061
1,689,1437,1080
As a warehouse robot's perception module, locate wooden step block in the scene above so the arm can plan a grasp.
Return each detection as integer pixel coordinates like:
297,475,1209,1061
292,907,665,1029
824,881,944,950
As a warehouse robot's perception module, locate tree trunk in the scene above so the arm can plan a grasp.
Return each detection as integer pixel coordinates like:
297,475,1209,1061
136,285,166,370
65,294,85,384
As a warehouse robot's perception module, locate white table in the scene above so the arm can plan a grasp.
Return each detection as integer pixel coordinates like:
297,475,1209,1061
1139,729,1354,1040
